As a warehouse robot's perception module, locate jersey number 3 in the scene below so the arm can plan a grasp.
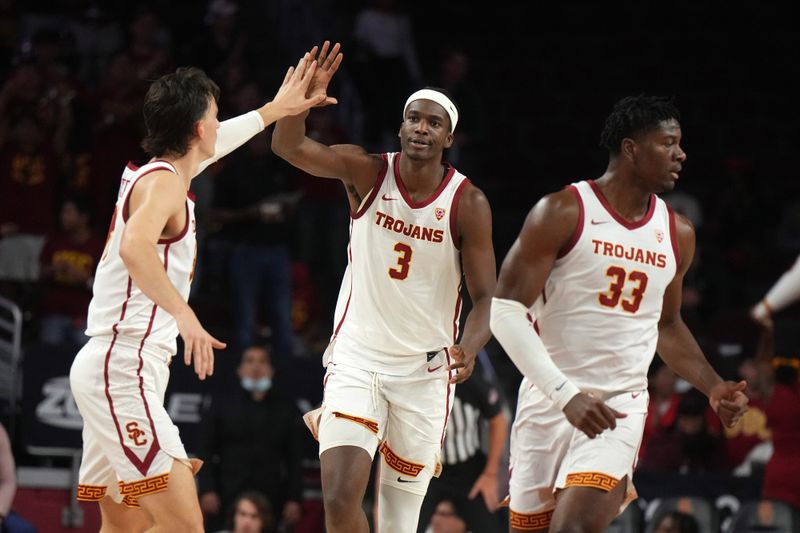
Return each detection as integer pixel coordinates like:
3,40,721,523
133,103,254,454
598,266,648,313
389,243,413,280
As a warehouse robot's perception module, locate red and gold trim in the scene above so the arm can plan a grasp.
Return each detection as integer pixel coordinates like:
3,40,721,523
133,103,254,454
565,471,619,492
77,484,107,502
332,411,379,434
379,441,425,477
118,472,170,508
510,509,553,531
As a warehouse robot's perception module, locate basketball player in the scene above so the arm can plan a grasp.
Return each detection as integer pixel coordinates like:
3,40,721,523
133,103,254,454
271,42,496,533
490,95,749,533
68,54,328,532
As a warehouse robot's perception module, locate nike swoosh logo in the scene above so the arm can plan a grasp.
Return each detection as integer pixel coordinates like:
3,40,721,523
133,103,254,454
555,381,567,391
382,194,398,201
591,219,608,225
427,365,443,373
397,476,420,483
632,392,641,399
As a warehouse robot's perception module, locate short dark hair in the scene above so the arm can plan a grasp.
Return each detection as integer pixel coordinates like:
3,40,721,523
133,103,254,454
599,95,680,155
141,67,220,157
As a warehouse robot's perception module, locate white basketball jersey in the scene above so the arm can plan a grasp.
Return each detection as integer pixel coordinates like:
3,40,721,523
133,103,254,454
531,179,679,395
328,152,469,375
86,161,197,356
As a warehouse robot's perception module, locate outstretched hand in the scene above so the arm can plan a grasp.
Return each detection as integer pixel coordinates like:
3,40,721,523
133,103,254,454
271,53,326,116
709,380,749,427
307,40,343,107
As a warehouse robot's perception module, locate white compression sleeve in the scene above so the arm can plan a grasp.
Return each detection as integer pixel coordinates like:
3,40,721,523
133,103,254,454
490,297,580,410
196,110,265,175
763,255,800,314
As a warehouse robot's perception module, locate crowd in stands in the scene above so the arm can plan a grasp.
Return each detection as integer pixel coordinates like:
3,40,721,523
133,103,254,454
0,1,797,532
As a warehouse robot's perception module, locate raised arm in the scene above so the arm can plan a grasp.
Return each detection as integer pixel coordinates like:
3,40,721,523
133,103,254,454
656,213,748,427
751,254,800,328
271,41,383,207
120,172,224,379
448,185,496,383
197,51,328,175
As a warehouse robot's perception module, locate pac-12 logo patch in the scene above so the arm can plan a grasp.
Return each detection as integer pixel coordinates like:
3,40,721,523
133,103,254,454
655,229,664,243
434,207,446,221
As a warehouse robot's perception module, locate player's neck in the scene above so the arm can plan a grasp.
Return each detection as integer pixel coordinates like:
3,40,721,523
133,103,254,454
155,152,201,189
397,152,446,198
593,172,652,222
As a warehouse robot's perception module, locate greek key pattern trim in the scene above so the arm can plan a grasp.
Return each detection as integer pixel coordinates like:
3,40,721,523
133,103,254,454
379,441,424,477
332,411,379,434
565,471,619,492
118,472,170,508
76,484,107,501
510,509,553,530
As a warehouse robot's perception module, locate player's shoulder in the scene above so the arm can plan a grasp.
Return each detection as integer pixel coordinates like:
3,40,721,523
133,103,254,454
528,186,580,224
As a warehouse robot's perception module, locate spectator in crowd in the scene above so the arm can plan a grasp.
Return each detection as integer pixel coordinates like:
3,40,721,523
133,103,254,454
652,510,700,533
424,500,469,533
209,82,298,357
418,354,508,533
213,491,275,533
0,423,35,532
747,320,800,509
38,195,103,345
199,345,305,531
639,389,726,473
351,0,422,149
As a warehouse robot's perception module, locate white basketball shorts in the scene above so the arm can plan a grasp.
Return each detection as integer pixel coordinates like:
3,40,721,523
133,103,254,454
313,350,455,495
69,336,193,508
508,383,647,530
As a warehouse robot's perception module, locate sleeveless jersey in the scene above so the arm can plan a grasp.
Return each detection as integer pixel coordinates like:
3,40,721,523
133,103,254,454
327,152,470,375
531,179,679,396
86,161,197,356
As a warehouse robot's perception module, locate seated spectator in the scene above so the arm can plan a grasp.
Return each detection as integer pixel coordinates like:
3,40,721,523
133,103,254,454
1,423,36,533
639,389,726,473
213,491,275,533
425,500,469,533
199,346,304,531
653,510,700,533
38,195,103,345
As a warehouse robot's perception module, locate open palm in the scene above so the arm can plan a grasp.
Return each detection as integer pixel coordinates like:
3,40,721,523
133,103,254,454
307,41,343,107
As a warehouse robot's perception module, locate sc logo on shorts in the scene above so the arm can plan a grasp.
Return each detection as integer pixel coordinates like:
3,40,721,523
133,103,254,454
125,422,148,446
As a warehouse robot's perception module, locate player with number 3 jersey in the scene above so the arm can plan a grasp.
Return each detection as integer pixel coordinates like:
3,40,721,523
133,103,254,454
271,42,496,533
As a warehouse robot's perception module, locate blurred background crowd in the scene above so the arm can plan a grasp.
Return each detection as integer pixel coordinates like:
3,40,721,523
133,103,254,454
0,1,798,532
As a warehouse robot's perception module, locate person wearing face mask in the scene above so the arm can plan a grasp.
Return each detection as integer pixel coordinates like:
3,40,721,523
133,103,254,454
198,345,305,532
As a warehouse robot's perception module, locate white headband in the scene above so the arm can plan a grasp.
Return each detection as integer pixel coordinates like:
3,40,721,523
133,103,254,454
403,89,459,133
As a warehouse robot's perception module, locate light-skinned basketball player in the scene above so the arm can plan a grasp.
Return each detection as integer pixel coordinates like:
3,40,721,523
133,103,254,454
490,95,749,533
69,54,329,532
271,42,497,533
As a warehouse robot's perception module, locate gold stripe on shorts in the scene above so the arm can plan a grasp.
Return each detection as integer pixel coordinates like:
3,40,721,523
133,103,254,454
565,471,619,492
77,484,107,501
510,509,553,530
118,472,170,508
332,411,379,434
379,441,425,477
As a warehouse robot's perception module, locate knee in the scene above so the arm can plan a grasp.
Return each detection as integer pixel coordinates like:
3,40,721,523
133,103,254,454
323,479,362,519
158,515,204,533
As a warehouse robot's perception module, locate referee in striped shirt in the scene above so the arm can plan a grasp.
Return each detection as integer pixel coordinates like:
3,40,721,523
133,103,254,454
418,352,509,533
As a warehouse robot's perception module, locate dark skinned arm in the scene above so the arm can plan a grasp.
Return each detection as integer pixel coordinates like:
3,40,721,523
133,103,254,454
448,185,496,383
656,213,748,427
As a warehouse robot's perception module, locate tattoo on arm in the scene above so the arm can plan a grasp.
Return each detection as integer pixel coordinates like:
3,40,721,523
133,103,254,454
346,184,362,205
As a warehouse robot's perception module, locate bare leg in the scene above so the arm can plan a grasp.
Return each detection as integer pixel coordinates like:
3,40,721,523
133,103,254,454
320,445,373,533
137,460,204,532
98,496,153,533
548,476,628,533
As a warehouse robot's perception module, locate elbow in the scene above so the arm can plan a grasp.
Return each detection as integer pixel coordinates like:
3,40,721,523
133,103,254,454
118,234,139,268
270,135,294,160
